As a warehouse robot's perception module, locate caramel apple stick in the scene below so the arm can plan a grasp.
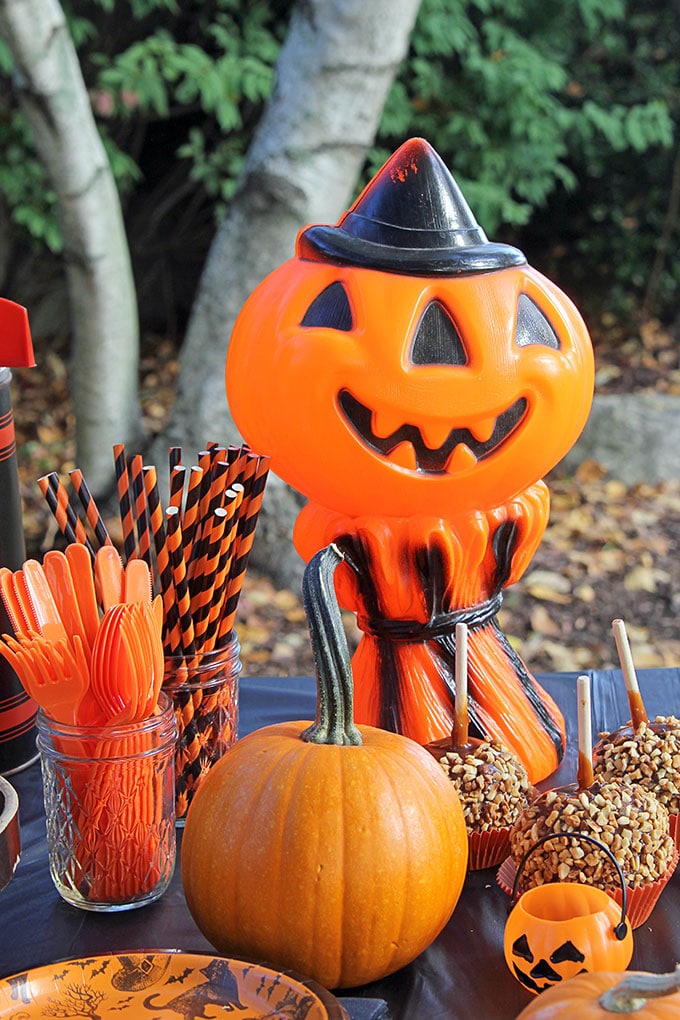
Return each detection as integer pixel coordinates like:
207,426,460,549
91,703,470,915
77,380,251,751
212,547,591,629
612,618,648,729
577,673,594,789
452,622,469,749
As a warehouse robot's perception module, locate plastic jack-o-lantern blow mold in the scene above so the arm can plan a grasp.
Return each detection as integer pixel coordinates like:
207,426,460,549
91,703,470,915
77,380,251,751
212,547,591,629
226,137,594,784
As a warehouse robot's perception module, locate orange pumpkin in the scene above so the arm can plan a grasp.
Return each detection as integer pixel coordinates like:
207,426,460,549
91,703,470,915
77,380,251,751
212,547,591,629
181,544,468,990
515,969,680,1018
225,138,593,783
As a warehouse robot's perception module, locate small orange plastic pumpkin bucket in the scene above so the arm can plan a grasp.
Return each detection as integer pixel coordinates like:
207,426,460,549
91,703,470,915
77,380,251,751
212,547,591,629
504,833,633,995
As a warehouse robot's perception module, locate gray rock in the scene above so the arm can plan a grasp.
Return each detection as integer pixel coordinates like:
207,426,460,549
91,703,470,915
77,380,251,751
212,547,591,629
560,393,680,483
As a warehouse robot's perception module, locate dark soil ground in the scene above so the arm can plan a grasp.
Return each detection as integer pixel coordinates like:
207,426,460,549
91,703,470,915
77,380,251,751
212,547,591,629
10,314,680,679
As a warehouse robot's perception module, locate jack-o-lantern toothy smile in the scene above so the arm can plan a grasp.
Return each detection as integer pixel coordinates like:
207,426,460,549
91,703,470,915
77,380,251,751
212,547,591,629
338,389,528,472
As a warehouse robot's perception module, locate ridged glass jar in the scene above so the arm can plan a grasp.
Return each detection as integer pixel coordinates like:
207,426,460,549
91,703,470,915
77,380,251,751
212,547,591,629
162,632,242,824
36,692,177,912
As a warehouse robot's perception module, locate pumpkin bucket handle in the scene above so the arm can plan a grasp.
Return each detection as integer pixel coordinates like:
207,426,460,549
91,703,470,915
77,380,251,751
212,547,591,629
510,831,628,941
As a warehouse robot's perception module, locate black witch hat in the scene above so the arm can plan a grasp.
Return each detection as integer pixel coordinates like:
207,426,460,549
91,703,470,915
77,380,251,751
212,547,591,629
298,137,526,276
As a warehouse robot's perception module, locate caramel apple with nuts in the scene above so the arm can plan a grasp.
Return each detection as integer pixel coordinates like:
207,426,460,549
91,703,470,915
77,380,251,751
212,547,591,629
592,619,680,846
507,675,676,928
426,623,533,870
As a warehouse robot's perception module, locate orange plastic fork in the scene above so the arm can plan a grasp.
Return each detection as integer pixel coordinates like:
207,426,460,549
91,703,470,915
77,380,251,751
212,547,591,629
89,604,133,723
0,633,91,725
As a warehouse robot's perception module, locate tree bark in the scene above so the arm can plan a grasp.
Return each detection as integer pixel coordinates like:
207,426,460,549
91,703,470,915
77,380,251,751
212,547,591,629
0,0,142,495
160,0,422,587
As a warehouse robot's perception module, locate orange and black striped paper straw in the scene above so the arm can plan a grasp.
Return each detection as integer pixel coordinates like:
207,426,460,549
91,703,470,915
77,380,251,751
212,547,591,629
236,450,259,504
188,458,229,587
216,455,270,644
169,465,186,514
224,446,248,492
113,444,136,563
208,458,229,515
169,446,182,473
38,472,94,556
143,465,181,657
130,454,152,568
181,465,203,562
202,486,243,651
165,506,196,657
191,507,228,649
195,450,214,529
69,468,113,549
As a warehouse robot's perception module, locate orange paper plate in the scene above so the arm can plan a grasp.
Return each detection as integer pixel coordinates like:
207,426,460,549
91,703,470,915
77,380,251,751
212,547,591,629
0,951,349,1019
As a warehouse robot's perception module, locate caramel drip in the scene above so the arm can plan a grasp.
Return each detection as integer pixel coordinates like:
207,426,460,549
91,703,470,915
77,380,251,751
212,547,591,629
578,749,595,790
628,689,648,730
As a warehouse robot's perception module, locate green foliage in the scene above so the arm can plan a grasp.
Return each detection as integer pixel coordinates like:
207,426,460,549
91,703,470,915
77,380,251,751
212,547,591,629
0,0,289,254
376,0,679,320
0,0,677,325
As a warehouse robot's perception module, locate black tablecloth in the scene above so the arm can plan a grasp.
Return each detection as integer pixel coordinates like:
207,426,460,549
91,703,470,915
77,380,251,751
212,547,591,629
3,670,680,1019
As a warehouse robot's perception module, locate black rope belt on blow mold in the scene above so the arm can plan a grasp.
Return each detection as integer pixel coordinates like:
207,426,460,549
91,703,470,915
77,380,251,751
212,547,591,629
357,591,503,642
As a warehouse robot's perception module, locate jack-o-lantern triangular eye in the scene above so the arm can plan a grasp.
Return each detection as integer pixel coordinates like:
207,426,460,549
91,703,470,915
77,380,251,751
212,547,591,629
300,282,353,331
515,293,560,349
410,301,467,366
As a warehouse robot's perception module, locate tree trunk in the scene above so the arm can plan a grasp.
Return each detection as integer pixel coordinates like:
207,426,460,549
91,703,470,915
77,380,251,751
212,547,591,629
0,0,142,495
159,0,422,588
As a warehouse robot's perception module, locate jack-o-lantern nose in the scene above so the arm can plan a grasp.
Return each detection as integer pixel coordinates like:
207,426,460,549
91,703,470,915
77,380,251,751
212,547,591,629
410,301,467,366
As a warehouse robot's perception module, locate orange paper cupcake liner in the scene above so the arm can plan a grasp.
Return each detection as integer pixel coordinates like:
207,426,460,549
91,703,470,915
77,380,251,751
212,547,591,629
496,847,679,929
467,826,511,871
669,811,680,848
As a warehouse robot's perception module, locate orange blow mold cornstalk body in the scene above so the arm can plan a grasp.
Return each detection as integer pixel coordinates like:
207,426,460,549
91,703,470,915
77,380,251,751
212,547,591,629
226,138,594,784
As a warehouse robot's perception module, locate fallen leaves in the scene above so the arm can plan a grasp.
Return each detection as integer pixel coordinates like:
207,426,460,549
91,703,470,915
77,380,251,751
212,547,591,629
500,461,680,675
11,329,680,680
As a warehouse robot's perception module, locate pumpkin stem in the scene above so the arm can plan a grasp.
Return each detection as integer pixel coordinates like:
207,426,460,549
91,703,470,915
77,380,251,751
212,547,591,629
301,544,362,746
599,966,680,1012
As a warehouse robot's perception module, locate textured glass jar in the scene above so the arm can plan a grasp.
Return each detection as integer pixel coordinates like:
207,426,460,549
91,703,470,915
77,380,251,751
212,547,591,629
36,692,177,912
163,633,241,824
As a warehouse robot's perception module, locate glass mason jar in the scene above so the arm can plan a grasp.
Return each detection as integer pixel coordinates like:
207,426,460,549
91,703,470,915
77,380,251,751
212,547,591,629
162,633,242,825
36,692,177,912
